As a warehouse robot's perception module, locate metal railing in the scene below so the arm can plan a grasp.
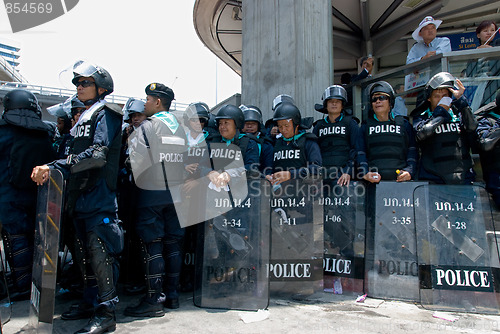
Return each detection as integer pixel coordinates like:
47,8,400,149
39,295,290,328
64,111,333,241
0,80,190,111
0,56,28,83
349,47,500,121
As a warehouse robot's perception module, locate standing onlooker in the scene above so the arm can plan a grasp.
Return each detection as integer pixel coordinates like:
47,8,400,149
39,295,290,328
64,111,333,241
406,16,451,64
393,84,408,117
476,20,500,48
351,56,374,82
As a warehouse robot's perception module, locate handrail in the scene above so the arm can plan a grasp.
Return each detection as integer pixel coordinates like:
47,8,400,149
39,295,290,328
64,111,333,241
349,47,500,120
0,56,28,83
0,80,191,111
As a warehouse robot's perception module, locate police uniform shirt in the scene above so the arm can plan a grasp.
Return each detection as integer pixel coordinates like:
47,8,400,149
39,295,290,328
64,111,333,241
357,114,417,180
312,113,359,177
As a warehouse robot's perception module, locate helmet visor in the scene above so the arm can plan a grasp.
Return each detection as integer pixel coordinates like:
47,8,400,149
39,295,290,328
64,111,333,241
47,94,76,118
59,60,99,89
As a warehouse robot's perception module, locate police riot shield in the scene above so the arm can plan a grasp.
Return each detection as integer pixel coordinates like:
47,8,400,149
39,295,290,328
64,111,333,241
197,142,249,226
29,169,64,332
414,184,500,314
194,178,270,311
365,181,427,301
129,118,248,228
322,181,366,295
269,178,323,298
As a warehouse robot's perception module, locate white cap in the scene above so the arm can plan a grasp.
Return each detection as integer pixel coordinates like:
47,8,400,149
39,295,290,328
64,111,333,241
412,16,442,42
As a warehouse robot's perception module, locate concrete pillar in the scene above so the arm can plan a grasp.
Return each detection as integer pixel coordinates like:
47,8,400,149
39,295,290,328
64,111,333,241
241,0,333,122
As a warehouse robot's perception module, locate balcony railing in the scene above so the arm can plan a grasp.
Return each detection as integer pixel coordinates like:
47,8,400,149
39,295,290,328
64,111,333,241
349,47,500,122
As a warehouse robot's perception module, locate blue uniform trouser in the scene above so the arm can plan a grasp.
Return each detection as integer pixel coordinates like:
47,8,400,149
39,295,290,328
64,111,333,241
73,213,123,307
136,204,185,302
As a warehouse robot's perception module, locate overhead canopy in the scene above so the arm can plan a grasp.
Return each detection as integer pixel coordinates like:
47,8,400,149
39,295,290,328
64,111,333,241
193,0,500,76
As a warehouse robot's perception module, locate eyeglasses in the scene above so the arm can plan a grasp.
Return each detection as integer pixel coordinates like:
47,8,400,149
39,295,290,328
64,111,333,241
75,80,95,88
371,95,389,103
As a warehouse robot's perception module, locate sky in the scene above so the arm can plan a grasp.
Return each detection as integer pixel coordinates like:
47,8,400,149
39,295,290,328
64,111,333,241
0,0,242,108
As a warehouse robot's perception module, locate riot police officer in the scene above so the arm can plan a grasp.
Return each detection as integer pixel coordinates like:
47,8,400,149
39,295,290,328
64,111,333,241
47,95,83,159
202,104,261,187
412,72,477,184
266,103,322,186
0,89,56,301
124,83,186,317
118,98,147,293
264,94,295,143
475,91,500,206
357,81,417,183
240,104,273,175
32,61,123,334
313,85,359,186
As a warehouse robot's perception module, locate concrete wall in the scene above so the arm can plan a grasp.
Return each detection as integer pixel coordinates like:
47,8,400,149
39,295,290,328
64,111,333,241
241,0,333,122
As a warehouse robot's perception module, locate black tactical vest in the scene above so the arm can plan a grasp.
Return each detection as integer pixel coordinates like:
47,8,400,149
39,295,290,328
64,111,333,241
315,116,351,168
420,119,472,184
272,134,309,172
208,135,250,172
67,105,121,198
365,116,407,180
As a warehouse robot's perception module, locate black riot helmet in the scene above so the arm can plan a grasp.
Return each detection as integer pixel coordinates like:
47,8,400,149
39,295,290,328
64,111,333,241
240,104,263,124
216,104,245,130
3,89,41,118
272,94,294,111
425,72,456,99
322,85,347,106
71,95,86,117
273,102,301,128
186,102,210,121
370,81,395,108
71,60,113,105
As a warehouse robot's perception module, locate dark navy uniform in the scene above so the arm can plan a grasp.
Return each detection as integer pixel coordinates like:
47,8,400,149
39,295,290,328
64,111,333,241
413,96,477,184
49,101,124,309
357,113,417,180
476,100,500,206
313,113,358,180
0,99,56,298
131,110,187,305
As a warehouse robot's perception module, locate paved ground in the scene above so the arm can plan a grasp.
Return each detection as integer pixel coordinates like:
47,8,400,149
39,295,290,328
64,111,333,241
3,289,500,334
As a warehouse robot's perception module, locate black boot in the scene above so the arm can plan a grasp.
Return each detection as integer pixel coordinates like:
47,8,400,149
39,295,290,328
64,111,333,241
61,303,94,320
74,304,116,334
124,297,164,317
